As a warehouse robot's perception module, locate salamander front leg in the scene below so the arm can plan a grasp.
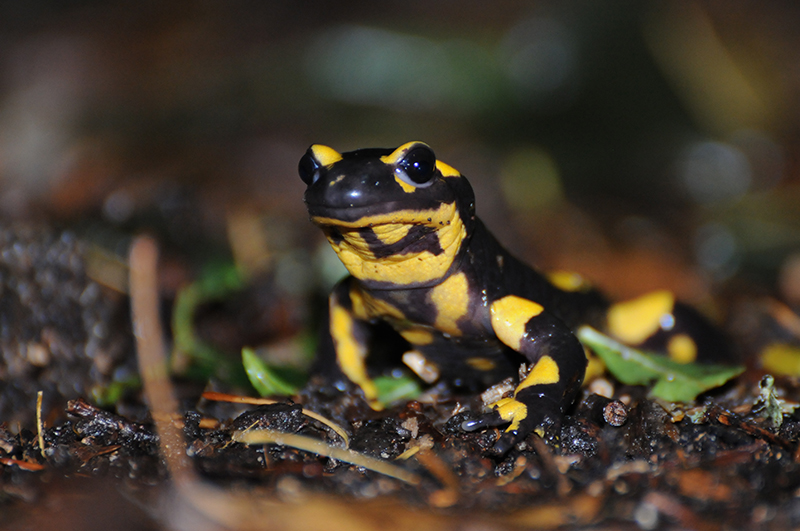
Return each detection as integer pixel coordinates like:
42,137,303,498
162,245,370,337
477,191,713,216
463,295,586,454
328,282,382,410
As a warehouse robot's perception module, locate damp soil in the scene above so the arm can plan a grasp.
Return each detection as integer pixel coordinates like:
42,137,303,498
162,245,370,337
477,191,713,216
2,226,800,531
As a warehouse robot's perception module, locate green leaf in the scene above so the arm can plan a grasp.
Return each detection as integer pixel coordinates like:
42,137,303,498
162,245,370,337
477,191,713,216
374,374,422,405
577,326,744,403
91,376,142,407
171,263,249,386
242,347,301,397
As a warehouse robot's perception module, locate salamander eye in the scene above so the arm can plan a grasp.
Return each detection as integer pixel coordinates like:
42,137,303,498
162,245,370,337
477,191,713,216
298,150,321,185
397,145,436,186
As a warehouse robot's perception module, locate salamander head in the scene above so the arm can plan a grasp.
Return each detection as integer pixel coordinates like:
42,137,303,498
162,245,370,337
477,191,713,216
298,141,475,287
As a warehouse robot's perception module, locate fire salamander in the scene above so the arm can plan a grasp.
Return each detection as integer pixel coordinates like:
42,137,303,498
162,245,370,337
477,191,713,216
299,141,728,454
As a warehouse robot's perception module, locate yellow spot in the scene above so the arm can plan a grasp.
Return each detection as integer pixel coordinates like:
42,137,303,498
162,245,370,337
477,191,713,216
394,175,416,193
667,333,698,364
493,397,527,432
430,272,470,336
466,357,496,371
607,290,675,345
313,201,466,285
369,297,405,320
348,286,368,320
490,295,545,351
379,141,429,165
435,161,460,177
516,355,560,392
310,144,343,167
349,285,405,321
400,328,434,346
372,223,412,245
547,270,591,292
761,343,800,377
402,351,440,383
329,302,381,410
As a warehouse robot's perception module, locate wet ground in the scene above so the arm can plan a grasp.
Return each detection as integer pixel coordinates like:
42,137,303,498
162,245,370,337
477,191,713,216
2,226,800,531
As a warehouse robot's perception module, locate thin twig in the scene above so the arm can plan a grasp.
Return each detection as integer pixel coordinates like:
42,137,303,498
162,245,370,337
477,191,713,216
36,390,46,460
129,235,195,485
233,429,421,485
202,391,351,447
0,457,46,471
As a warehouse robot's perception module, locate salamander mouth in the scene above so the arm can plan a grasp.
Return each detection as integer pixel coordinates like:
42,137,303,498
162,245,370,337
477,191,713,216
304,201,408,226
305,199,451,229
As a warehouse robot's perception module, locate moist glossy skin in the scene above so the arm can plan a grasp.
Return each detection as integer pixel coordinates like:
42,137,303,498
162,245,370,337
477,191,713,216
299,141,719,454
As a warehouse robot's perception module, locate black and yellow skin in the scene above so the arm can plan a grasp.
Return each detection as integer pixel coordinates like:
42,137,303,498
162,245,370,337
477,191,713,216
299,141,727,454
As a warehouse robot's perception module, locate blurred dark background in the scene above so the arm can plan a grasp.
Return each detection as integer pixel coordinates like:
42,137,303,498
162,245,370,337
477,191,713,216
1,0,798,303
2,3,800,528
